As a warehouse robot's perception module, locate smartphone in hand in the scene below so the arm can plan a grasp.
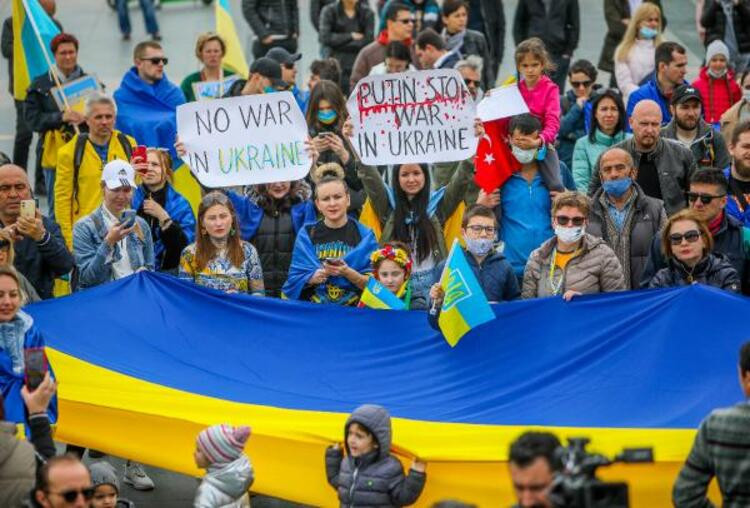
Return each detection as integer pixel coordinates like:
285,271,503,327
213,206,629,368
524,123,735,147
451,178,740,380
20,199,36,220
323,257,344,266
119,209,137,229
24,348,48,391
132,145,147,163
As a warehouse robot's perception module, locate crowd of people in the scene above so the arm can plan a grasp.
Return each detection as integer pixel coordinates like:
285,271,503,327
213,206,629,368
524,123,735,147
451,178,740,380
1,0,750,506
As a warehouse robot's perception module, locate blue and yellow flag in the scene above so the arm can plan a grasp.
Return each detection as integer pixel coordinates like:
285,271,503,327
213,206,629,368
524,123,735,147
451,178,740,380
12,0,60,101
359,277,406,310
437,240,495,347
216,0,248,78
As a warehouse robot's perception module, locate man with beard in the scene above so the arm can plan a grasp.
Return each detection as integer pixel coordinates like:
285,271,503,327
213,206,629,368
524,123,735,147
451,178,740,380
508,431,561,508
589,99,696,215
662,85,730,170
726,121,750,228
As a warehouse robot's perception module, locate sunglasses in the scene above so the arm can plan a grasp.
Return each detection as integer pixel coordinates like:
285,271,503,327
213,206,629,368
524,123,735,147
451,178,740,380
466,225,496,235
463,78,480,87
669,230,702,246
686,192,725,204
397,18,415,24
145,57,168,65
49,487,96,503
555,215,585,227
571,80,592,88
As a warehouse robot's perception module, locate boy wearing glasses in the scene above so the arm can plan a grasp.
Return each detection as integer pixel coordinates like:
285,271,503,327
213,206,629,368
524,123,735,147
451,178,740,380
522,191,625,300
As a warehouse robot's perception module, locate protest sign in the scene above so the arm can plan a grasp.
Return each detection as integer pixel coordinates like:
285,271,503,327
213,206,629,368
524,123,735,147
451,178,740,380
51,74,101,115
347,69,477,165
476,83,529,122
192,75,241,101
176,92,311,188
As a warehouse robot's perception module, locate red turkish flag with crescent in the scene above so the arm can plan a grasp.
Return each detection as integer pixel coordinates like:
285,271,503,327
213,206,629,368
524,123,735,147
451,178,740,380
474,118,521,193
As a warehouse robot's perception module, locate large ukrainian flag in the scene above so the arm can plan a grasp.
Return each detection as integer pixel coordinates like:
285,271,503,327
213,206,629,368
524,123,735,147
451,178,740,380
215,0,248,77
12,0,60,101
27,273,734,506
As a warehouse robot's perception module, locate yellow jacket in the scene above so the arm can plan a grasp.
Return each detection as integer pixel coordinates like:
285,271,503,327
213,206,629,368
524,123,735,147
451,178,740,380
54,131,136,249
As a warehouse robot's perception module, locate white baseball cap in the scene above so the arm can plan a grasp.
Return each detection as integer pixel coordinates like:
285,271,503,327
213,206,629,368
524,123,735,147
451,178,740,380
101,160,136,190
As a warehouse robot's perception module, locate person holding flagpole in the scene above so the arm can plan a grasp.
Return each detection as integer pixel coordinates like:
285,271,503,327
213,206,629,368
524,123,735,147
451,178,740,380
522,191,626,300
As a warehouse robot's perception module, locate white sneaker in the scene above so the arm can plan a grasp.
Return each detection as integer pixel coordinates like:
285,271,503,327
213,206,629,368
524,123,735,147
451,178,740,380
123,461,155,491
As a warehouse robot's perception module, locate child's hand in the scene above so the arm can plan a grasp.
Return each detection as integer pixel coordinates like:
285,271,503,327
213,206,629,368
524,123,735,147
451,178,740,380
429,283,444,302
411,458,426,472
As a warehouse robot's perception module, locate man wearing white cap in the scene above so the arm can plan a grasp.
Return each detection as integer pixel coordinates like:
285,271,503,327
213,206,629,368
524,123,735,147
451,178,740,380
71,159,154,290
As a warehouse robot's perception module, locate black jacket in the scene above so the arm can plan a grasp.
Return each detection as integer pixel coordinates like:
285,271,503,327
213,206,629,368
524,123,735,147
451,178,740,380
647,252,740,293
598,0,665,72
640,213,750,294
512,0,580,56
473,0,506,78
588,184,666,289
452,28,495,89
251,206,297,297
2,216,74,300
702,0,750,54
310,0,337,32
318,1,375,76
242,0,299,40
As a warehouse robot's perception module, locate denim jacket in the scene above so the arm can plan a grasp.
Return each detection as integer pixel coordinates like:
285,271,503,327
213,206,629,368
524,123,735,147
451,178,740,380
72,205,155,289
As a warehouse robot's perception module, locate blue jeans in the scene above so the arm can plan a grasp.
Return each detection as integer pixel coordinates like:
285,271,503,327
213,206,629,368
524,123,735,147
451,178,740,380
116,0,159,36
43,168,55,220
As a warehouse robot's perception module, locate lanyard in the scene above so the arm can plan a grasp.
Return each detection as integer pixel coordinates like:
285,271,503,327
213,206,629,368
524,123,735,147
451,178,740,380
548,249,565,295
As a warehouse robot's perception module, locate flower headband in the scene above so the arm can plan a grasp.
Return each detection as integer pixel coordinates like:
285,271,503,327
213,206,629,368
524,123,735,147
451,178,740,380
370,244,413,274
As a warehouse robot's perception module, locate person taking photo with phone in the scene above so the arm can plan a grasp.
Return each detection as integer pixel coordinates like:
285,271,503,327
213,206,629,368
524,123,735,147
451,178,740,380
0,265,57,429
72,160,154,290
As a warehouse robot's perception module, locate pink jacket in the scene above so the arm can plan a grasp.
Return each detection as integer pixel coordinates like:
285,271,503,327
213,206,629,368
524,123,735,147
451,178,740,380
518,75,561,145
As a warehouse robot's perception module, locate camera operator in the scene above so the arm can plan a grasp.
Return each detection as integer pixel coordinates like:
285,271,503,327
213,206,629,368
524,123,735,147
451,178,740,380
673,340,750,507
508,431,562,508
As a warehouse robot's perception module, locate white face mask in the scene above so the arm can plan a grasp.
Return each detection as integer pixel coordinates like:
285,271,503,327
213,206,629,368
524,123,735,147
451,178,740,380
511,145,537,164
554,225,585,244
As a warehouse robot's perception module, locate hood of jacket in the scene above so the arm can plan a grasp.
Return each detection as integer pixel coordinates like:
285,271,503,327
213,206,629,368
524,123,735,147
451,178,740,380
345,404,392,461
203,455,254,499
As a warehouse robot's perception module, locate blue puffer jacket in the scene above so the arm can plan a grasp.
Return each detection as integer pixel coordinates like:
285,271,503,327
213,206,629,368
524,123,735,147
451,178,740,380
626,77,688,129
325,404,426,507
724,166,750,229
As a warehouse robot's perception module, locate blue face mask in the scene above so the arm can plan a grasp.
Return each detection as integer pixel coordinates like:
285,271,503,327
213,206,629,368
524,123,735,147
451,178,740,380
602,177,632,198
639,26,658,40
317,110,338,125
263,86,275,94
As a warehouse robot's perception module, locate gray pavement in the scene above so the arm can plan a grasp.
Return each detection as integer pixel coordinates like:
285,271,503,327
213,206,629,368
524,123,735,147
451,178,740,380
1,1,706,506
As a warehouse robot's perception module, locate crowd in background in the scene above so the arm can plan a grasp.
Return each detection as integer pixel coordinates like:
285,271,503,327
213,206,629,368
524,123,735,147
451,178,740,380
1,0,750,507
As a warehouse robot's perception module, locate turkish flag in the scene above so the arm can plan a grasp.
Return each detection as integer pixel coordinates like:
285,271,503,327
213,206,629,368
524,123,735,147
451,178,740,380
474,118,521,193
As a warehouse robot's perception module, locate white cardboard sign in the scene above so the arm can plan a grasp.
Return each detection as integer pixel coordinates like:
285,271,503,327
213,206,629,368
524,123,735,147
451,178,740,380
177,92,311,188
347,69,477,165
476,83,529,122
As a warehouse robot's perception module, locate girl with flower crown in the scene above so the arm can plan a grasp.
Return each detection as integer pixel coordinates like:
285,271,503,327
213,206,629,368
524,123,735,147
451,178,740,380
360,241,425,310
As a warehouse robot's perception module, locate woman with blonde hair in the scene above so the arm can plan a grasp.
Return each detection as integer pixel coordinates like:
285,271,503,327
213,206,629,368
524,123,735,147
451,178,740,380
180,32,235,102
132,148,195,273
614,3,664,104
179,192,264,295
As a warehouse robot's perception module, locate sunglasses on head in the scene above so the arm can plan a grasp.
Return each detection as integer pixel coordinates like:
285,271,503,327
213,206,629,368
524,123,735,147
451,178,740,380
669,230,702,246
463,78,480,87
145,57,168,65
49,486,95,503
570,80,592,88
555,215,585,227
686,191,725,204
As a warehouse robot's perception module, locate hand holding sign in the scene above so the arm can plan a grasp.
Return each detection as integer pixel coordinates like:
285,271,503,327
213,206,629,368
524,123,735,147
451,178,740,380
177,92,312,188
346,69,478,166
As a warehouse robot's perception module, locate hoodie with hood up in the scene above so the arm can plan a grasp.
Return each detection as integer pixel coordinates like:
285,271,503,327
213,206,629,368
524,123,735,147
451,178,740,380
194,455,254,508
325,404,426,507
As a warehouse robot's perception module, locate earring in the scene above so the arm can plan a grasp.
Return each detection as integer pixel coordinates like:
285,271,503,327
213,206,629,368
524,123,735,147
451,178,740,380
230,227,236,236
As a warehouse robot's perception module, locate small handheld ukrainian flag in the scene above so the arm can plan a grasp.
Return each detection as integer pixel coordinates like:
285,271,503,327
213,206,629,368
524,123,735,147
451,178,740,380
12,0,60,101
359,277,406,310
438,240,495,347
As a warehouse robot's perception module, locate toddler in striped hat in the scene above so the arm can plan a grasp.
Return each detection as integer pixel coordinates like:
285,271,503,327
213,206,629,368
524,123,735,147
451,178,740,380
193,424,254,508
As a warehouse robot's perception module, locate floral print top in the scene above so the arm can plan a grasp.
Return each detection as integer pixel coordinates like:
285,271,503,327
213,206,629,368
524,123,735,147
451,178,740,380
179,241,265,295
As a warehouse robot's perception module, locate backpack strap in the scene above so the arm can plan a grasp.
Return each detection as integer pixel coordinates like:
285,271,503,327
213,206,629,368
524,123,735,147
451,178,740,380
116,132,133,160
72,133,89,215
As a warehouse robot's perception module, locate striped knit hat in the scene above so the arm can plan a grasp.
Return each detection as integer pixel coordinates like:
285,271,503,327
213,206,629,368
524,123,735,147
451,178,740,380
197,424,251,464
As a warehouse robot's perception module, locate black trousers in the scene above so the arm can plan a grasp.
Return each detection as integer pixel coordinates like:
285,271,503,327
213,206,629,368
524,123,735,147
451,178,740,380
12,99,33,171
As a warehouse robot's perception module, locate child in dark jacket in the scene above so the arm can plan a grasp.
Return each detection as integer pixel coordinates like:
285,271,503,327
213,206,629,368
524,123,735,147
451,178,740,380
325,404,426,507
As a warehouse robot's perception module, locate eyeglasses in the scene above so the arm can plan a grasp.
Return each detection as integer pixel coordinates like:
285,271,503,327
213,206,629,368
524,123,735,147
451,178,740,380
463,78,480,87
669,230,702,246
48,487,96,503
396,18,415,24
555,215,585,226
570,80,592,88
466,225,496,235
145,57,168,65
686,191,725,204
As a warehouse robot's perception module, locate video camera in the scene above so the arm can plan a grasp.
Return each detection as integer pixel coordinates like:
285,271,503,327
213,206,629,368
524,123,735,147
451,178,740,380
548,437,653,508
